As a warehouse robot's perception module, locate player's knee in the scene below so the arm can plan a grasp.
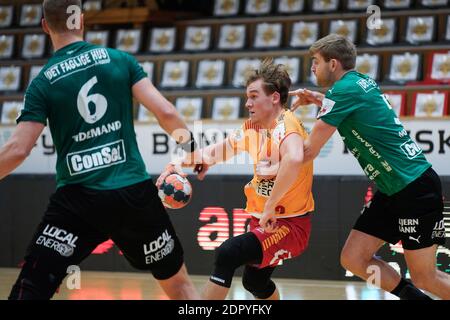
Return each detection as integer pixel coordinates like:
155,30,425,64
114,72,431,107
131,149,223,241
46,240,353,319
341,246,376,274
208,239,244,288
340,248,358,272
340,242,370,272
9,257,66,300
149,248,184,280
211,235,260,288
409,271,436,292
242,274,276,299
214,239,242,270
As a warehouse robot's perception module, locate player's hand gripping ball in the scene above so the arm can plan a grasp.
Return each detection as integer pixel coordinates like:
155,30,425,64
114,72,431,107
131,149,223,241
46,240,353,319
158,174,192,209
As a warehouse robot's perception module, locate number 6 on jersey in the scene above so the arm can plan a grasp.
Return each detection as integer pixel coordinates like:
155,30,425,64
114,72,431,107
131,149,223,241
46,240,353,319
77,76,108,124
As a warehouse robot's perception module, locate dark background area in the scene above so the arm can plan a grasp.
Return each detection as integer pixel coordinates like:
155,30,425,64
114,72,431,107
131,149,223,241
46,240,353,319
1,174,449,281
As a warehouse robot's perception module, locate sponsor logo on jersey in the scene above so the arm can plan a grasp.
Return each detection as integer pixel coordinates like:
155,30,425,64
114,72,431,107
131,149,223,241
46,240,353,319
398,129,408,138
400,139,423,160
143,229,175,264
44,48,110,84
317,98,335,118
256,178,275,197
66,139,126,175
363,163,381,181
256,159,279,179
36,224,78,257
72,121,122,142
394,117,403,126
351,130,382,160
356,78,378,93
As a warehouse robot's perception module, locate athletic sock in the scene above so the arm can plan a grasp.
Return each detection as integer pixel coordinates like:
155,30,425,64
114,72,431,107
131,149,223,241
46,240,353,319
391,278,433,300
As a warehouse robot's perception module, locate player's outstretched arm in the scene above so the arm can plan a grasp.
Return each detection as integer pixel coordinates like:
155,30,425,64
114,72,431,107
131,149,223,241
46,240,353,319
176,138,240,182
201,138,240,167
303,119,336,163
0,121,44,180
259,133,304,233
132,78,191,143
133,78,209,178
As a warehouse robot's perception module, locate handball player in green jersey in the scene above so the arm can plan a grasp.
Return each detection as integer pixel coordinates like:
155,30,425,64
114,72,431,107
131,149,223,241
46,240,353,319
0,0,207,300
290,34,449,300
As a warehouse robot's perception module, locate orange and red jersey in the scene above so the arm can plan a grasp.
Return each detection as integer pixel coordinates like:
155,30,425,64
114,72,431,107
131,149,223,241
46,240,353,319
227,110,314,218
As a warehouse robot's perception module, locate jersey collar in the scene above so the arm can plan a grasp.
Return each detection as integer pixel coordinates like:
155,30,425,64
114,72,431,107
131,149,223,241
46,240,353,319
53,41,86,57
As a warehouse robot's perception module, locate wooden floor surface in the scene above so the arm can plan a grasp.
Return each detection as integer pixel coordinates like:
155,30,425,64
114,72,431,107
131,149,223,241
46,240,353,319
0,268,399,300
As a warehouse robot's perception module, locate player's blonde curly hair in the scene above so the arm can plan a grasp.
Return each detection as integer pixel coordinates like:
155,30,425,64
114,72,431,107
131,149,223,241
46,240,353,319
246,58,292,108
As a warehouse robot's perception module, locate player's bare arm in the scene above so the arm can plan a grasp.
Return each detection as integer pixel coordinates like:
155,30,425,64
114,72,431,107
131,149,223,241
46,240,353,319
259,133,304,233
201,137,241,167
133,78,209,180
157,137,240,187
0,121,44,180
303,119,336,163
132,78,191,142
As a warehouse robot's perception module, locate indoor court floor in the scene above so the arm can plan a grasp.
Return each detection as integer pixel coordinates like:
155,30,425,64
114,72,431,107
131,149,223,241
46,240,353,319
0,267,400,300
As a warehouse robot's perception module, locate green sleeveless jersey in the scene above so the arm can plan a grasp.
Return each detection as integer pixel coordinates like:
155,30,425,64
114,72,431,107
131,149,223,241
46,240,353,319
318,71,431,195
17,41,150,190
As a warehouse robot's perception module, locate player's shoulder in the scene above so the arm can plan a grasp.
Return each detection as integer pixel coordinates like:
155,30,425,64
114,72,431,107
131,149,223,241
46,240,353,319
274,110,305,141
281,109,298,122
277,110,300,128
27,66,50,94
104,46,135,61
327,71,377,99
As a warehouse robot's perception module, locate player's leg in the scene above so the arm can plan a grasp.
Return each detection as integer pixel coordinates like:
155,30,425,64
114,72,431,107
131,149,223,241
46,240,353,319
114,227,199,300
111,179,199,300
202,232,262,300
9,186,108,300
341,230,399,290
404,245,450,299
341,230,432,299
242,265,279,300
201,279,231,300
156,263,199,300
237,214,311,300
203,214,311,300
344,191,431,299
395,167,448,299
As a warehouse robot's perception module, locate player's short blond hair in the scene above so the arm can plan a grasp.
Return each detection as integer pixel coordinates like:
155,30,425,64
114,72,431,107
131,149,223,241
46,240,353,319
246,58,292,108
309,34,357,70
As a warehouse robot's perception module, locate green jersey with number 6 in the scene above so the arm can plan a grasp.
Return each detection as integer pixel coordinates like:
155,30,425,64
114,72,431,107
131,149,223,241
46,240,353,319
318,70,431,196
17,41,150,190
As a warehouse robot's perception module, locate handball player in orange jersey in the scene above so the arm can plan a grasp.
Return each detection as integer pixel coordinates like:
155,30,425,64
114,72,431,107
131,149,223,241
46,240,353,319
163,59,314,300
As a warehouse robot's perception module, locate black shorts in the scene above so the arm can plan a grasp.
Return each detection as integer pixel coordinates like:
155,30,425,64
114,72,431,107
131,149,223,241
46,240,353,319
23,179,184,280
353,167,446,250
